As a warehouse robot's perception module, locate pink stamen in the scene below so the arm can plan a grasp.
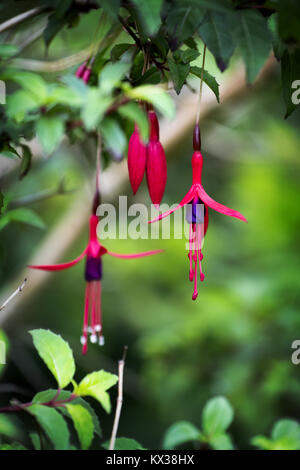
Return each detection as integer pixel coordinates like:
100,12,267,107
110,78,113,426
90,282,97,341
188,224,194,281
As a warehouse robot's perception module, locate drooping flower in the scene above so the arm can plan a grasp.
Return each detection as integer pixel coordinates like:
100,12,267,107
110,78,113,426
75,59,92,84
28,190,163,354
149,123,247,300
127,110,167,207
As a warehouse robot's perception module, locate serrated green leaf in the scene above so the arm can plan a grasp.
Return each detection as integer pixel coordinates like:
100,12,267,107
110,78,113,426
163,421,201,450
103,437,146,450
99,62,130,94
6,90,39,122
168,59,190,94
198,10,234,71
81,89,113,130
30,330,75,389
202,396,234,437
127,85,175,119
3,70,47,103
36,116,64,154
75,370,118,413
176,48,200,64
28,404,69,450
66,404,94,450
229,10,272,83
118,102,149,142
100,117,126,160
32,389,102,437
190,66,220,103
132,0,163,36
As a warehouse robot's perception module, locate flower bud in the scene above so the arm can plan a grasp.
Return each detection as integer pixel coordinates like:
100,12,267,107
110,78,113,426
127,125,147,195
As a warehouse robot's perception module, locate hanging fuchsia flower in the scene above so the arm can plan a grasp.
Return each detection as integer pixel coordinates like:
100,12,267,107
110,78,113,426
127,124,147,194
28,192,163,354
150,124,247,300
128,110,167,207
75,59,92,84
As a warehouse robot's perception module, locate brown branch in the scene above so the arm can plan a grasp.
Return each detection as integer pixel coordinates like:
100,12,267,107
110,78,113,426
109,346,128,450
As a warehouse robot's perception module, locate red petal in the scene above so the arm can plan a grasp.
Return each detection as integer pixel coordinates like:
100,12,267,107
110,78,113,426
197,185,247,223
146,141,167,206
107,249,163,259
28,250,86,271
127,127,147,195
148,110,159,141
149,186,196,223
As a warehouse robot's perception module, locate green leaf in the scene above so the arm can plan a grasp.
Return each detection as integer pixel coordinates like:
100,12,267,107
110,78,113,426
65,404,94,450
36,116,64,154
229,10,272,83
209,432,234,450
127,85,175,119
19,145,32,179
0,414,18,439
175,48,200,64
202,396,234,437
271,419,300,450
168,59,190,94
251,435,275,450
103,437,146,450
30,433,41,450
0,329,8,377
190,66,220,103
133,67,161,86
281,48,300,118
6,90,39,122
100,117,126,160
131,0,163,36
0,191,3,217
81,89,113,130
163,421,201,450
0,442,27,450
111,43,133,62
118,102,149,142
0,142,20,159
75,370,118,413
4,70,47,103
198,10,234,71
0,44,19,59
278,0,300,43
28,404,69,450
0,208,45,230
96,0,120,19
32,389,102,438
30,329,75,389
99,62,130,94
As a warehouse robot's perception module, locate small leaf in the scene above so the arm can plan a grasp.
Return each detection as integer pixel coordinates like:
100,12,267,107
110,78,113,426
3,70,47,102
271,419,300,450
19,145,32,179
229,10,272,83
190,66,220,103
103,437,146,450
99,62,130,94
6,90,39,122
118,102,149,142
0,414,18,439
81,89,113,130
111,43,133,62
127,85,175,119
100,117,127,160
65,404,94,450
30,329,75,389
75,370,118,413
36,116,64,154
251,435,274,450
27,404,69,450
30,433,41,450
168,59,190,94
3,208,45,230
0,44,19,59
163,421,201,450
131,0,163,36
202,396,234,437
209,432,234,450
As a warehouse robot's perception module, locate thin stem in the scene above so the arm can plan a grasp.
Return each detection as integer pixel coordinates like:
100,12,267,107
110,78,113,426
0,393,77,414
196,43,207,125
109,346,128,450
96,133,101,195
0,6,49,34
0,279,27,311
9,180,75,209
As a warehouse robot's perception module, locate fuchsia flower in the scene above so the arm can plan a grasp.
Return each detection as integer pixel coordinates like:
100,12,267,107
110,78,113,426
75,60,92,84
128,110,167,207
28,192,163,354
150,124,247,301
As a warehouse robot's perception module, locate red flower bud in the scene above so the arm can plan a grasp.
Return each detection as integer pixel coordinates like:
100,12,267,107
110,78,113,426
127,125,147,195
82,67,92,84
76,62,87,78
146,111,167,207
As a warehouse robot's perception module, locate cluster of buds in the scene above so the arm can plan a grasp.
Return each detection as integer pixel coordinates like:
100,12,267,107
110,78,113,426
75,58,94,84
128,110,167,207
